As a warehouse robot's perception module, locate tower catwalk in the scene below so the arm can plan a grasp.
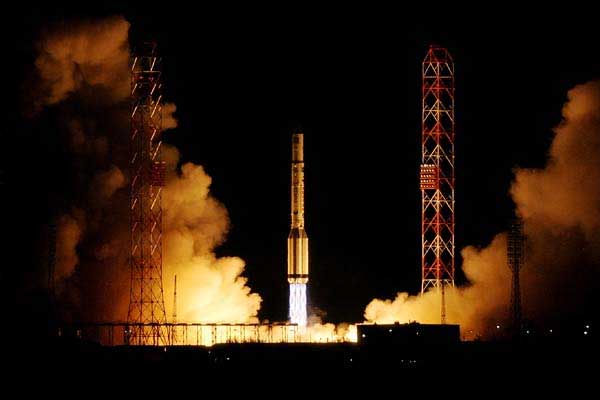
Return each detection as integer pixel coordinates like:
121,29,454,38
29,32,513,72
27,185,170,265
127,42,167,345
288,128,308,327
420,45,455,323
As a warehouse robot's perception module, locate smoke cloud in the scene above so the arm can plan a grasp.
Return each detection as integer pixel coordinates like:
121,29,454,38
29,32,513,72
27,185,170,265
365,80,600,336
161,160,262,323
90,166,126,207
55,212,84,283
33,16,130,110
30,16,261,323
512,80,600,239
304,316,358,343
162,103,178,130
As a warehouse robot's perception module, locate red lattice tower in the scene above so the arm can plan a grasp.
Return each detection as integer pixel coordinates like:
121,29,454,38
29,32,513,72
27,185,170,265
420,45,455,323
127,42,167,345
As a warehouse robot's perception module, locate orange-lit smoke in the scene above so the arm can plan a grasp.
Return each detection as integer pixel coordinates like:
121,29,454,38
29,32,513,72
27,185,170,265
55,213,84,283
161,154,262,323
304,322,357,343
365,80,600,336
31,16,261,324
33,16,130,110
366,235,510,336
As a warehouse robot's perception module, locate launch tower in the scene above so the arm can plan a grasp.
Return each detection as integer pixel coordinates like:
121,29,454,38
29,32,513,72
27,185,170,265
420,45,455,324
127,42,168,345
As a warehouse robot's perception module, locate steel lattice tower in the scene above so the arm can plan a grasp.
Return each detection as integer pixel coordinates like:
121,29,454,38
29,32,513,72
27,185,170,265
127,42,167,345
420,45,455,324
507,218,525,336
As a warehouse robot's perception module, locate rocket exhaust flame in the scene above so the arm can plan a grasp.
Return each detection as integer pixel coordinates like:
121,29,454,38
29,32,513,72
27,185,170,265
289,283,307,327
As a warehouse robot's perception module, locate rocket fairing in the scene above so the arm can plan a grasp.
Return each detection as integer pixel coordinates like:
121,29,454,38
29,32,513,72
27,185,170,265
287,129,309,285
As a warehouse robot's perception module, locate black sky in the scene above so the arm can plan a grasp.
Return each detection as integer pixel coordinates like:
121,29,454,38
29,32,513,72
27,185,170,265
6,4,600,324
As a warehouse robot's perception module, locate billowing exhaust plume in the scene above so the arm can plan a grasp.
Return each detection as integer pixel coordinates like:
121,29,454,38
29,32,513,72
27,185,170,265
366,80,600,336
161,157,262,322
55,213,83,284
29,16,261,323
32,16,130,111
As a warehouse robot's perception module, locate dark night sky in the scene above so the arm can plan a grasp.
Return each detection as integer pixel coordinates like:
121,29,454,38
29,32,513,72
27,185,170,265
5,4,600,324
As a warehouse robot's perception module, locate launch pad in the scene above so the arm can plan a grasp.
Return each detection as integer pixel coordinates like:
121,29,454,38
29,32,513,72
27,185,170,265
53,322,344,347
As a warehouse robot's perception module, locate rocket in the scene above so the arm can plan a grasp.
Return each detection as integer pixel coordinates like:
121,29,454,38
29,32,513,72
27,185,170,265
287,128,309,286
